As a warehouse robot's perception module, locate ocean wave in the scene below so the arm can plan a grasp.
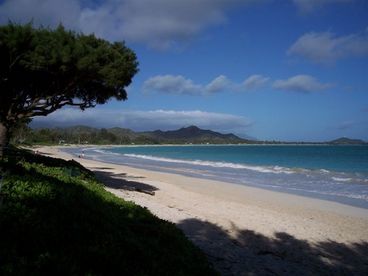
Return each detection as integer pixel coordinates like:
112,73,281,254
331,177,352,182
123,153,295,174
281,186,368,200
92,149,120,156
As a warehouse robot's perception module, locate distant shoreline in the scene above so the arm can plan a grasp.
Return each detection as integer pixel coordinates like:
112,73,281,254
30,142,368,149
26,125,367,145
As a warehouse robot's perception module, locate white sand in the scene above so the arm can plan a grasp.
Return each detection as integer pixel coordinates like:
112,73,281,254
36,146,368,275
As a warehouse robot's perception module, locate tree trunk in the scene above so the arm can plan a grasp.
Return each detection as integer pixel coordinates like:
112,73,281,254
0,122,9,159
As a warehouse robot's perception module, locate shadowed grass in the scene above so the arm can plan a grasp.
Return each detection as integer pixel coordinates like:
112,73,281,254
0,149,215,275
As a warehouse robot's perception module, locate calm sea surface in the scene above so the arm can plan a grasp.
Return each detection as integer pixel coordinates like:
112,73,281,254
64,145,368,208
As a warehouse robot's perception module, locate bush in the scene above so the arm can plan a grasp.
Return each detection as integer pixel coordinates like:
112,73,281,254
0,149,215,275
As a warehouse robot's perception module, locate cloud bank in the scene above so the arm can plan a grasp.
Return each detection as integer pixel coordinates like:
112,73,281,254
288,30,368,63
32,108,252,133
273,75,331,93
144,74,334,94
0,0,82,30
143,74,269,95
0,0,254,49
0,0,356,50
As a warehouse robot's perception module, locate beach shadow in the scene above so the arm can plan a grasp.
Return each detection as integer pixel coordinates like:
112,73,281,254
93,167,115,170
178,218,368,275
90,168,146,180
38,152,53,156
93,170,158,195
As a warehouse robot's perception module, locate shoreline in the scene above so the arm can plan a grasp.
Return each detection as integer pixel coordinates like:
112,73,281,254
62,144,368,210
35,145,368,274
37,145,368,224
32,141,368,146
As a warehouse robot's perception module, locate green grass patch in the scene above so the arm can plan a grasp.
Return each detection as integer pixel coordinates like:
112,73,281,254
0,149,215,275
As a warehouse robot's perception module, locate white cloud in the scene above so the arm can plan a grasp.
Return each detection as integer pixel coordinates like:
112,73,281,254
143,74,269,95
205,75,231,94
0,0,255,49
143,75,202,95
0,0,81,30
288,30,368,63
32,108,252,132
292,0,352,12
273,75,331,93
242,74,269,90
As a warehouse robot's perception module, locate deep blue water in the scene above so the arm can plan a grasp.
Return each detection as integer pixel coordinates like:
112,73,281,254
64,145,368,209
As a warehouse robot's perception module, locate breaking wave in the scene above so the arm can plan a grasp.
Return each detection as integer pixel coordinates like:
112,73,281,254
123,153,295,174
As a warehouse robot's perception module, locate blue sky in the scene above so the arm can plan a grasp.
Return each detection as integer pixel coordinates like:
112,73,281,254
1,0,367,141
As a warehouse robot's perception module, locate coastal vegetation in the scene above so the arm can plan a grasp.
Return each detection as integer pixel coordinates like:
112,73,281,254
0,23,138,157
0,148,214,275
13,125,252,145
12,124,367,145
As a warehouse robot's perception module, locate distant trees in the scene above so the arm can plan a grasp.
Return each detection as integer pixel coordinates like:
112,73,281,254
20,127,137,145
19,125,250,145
0,23,138,157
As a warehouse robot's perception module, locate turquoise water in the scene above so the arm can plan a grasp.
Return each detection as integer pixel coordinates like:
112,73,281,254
64,145,368,208
109,145,368,174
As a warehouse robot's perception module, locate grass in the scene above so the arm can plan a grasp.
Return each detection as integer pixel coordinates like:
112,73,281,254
0,148,215,275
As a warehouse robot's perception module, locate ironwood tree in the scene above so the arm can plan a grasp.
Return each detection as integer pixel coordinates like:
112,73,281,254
0,23,138,157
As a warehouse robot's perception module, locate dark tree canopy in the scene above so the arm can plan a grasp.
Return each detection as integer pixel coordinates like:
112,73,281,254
0,23,138,156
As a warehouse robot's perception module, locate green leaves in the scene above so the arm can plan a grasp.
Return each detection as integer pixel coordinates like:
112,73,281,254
0,23,138,125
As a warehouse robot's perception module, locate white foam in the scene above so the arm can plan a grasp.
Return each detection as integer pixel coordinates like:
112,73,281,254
92,149,120,156
123,154,294,174
332,177,352,182
92,149,106,154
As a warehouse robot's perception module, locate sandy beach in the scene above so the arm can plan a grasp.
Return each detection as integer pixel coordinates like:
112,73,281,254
36,146,368,275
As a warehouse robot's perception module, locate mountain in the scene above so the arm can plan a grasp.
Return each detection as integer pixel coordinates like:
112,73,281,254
25,125,252,145
22,125,368,145
141,126,249,144
328,137,367,145
107,127,139,139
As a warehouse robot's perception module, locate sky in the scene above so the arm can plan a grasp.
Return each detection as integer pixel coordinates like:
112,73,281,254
1,0,368,141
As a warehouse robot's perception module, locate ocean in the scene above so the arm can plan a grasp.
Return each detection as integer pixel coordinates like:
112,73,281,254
64,145,368,209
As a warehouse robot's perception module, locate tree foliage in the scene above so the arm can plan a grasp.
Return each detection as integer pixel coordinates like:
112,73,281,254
0,23,138,154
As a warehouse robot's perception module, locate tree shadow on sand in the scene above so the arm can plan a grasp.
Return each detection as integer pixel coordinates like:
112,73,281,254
94,170,158,195
178,218,368,275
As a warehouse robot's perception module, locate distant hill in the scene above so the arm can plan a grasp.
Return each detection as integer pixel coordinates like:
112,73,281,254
24,125,253,145
141,126,249,144
328,137,367,145
17,125,368,145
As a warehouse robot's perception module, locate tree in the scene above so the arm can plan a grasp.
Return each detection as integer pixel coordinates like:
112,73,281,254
9,118,32,144
0,23,138,157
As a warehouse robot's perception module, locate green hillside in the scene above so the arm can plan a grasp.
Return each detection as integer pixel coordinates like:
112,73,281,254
16,125,252,145
0,148,215,275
